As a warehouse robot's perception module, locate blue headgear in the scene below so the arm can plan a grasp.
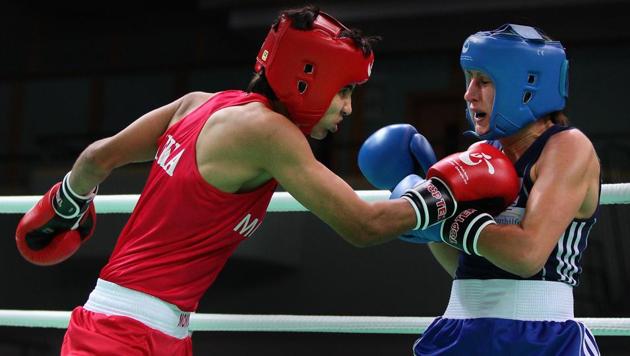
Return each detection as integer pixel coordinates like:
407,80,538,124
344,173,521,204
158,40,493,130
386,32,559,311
460,24,569,139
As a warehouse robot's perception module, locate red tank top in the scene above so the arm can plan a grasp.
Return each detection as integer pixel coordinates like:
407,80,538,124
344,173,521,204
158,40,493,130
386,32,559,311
99,90,278,311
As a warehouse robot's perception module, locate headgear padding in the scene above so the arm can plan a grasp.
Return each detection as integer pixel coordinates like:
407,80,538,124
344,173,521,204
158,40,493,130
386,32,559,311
255,11,374,135
460,24,569,139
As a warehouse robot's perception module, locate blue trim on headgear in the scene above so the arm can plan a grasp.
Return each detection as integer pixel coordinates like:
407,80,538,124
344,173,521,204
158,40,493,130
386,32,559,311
460,24,569,139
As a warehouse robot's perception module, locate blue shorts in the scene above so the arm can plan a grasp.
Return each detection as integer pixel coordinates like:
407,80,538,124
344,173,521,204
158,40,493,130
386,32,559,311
413,317,600,356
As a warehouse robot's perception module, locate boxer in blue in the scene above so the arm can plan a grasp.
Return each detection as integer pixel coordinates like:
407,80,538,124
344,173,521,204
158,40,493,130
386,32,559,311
361,24,601,355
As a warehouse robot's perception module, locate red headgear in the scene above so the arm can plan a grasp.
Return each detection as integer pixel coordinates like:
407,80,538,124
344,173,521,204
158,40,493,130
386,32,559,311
255,11,375,135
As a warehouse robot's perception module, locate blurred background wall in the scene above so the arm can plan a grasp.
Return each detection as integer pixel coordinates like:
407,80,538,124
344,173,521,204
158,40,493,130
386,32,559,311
1,0,629,354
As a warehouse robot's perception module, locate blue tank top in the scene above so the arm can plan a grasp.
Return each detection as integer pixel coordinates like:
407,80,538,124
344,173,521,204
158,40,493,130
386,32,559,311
456,125,599,287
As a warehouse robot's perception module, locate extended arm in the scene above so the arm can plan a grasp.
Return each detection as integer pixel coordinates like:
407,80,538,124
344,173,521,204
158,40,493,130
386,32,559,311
250,114,417,247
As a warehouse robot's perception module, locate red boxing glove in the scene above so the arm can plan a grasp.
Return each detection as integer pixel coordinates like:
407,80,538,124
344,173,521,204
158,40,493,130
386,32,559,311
427,142,520,215
15,174,97,266
400,142,519,230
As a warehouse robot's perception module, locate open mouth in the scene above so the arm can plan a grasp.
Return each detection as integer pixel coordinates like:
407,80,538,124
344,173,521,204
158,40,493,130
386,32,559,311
474,112,487,121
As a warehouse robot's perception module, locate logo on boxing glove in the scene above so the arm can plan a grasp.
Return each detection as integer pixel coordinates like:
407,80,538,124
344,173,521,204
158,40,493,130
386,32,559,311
425,182,448,221
447,208,476,244
458,151,495,175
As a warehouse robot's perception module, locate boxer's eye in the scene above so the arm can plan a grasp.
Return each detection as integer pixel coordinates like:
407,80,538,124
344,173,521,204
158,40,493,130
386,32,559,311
339,84,355,98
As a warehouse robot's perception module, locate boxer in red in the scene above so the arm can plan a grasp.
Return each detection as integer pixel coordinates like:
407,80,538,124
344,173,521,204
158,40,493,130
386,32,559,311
15,6,519,355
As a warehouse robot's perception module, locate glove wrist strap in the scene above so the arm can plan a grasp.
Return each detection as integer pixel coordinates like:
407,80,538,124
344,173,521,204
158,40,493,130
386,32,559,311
53,172,98,219
440,208,496,256
402,177,457,230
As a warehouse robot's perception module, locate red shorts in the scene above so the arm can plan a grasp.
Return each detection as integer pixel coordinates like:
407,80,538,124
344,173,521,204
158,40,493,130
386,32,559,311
61,306,192,356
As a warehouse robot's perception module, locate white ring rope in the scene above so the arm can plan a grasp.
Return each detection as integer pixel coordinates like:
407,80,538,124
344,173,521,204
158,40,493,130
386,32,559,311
0,310,628,336
2,184,629,335
2,183,630,214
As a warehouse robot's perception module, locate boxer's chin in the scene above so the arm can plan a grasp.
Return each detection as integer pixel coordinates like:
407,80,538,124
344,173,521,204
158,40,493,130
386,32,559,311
474,120,490,136
310,128,328,140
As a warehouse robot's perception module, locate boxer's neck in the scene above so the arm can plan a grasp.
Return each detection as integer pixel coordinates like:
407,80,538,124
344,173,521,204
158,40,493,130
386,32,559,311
499,117,553,162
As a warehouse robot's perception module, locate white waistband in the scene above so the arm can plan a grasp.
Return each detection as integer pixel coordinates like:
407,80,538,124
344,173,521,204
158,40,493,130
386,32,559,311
443,279,574,322
84,279,191,339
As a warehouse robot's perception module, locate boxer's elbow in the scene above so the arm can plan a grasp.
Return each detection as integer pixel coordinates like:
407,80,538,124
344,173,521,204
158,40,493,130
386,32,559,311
343,235,372,248
482,225,550,278
508,246,548,278
342,229,382,248
79,139,118,175
349,226,383,248
511,262,545,279
80,141,112,171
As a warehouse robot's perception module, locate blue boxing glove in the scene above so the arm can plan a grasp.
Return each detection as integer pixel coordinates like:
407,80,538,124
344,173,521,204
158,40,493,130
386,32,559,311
400,222,442,244
390,174,442,244
358,124,437,190
409,131,437,175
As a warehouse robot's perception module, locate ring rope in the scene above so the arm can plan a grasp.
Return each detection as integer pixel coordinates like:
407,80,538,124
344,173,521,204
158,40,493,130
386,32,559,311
3,184,629,335
0,310,628,336
2,183,630,214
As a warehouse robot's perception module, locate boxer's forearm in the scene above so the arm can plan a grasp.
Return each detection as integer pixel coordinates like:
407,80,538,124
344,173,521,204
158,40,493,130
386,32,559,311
68,139,114,195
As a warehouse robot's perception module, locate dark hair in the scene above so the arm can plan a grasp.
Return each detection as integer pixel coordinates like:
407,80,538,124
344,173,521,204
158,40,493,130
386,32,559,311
246,68,277,100
339,28,381,57
273,5,380,57
273,5,320,30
